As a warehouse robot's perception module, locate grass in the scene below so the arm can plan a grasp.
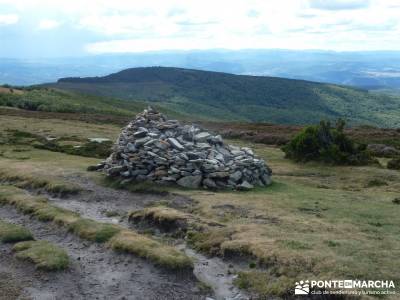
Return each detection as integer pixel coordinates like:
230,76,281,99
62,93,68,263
1,111,399,297
0,186,48,214
129,206,190,226
13,240,69,271
234,271,292,298
0,87,146,116
0,185,193,270
128,206,210,240
69,219,121,243
34,204,80,225
1,127,113,159
0,220,33,243
108,230,193,270
0,114,121,141
0,167,81,196
176,143,400,298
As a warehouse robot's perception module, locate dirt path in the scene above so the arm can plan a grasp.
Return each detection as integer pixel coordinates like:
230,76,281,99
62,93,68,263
47,175,249,300
59,174,194,223
0,205,205,300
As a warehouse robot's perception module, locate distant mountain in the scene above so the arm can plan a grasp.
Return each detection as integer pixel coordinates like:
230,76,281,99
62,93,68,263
46,67,400,127
2,49,400,90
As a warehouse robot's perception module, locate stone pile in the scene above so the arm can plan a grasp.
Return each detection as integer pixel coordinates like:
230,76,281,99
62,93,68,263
101,107,272,190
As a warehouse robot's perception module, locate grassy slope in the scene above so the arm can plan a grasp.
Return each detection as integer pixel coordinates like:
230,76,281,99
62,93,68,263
183,142,400,297
0,86,191,121
47,67,400,127
0,113,399,297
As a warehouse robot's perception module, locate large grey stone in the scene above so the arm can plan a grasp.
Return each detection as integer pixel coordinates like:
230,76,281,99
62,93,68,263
229,170,242,182
237,181,254,190
195,132,211,142
134,136,151,147
133,127,148,138
203,178,217,189
177,175,203,188
167,138,185,151
126,143,137,152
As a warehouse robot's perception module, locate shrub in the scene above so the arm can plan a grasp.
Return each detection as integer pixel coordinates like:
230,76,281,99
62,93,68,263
282,120,373,165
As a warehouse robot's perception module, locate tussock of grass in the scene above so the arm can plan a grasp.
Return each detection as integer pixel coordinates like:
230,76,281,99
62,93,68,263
34,205,80,226
0,220,33,243
109,230,193,270
68,219,121,243
129,207,191,232
0,186,48,214
187,228,235,256
0,185,193,270
0,169,81,196
13,240,69,270
129,207,189,223
234,271,292,298
129,207,211,239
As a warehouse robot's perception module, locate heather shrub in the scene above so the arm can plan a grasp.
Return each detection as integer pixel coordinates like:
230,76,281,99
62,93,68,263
282,120,372,165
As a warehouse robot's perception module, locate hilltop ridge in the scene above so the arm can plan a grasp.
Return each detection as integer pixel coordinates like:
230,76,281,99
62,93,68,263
45,66,400,127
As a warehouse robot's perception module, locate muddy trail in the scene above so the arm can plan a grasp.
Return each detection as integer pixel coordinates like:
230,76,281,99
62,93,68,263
50,174,248,300
1,174,249,300
58,174,193,223
0,205,204,300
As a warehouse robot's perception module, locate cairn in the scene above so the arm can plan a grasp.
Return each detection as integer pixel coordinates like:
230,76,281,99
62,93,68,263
101,107,272,190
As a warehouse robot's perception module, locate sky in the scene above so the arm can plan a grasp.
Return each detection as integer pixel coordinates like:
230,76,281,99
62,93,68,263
0,0,400,58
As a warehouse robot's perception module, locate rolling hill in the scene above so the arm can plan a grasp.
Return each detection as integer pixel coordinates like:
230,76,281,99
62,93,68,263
45,67,400,127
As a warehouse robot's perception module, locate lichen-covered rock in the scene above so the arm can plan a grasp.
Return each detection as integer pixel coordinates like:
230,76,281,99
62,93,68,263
101,107,272,190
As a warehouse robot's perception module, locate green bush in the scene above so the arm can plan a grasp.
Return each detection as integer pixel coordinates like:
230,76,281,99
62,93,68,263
282,120,373,165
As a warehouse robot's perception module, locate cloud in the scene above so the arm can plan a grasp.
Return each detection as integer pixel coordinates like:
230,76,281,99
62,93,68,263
309,0,370,10
297,13,317,19
38,19,60,30
0,14,19,25
0,0,400,57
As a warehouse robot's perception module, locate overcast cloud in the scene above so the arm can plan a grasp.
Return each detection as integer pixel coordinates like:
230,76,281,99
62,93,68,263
0,0,399,57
